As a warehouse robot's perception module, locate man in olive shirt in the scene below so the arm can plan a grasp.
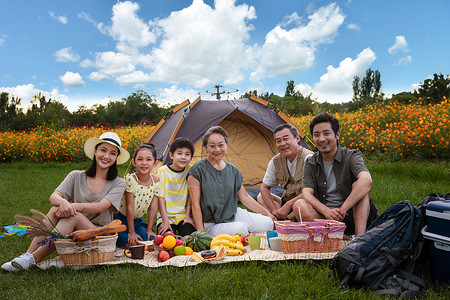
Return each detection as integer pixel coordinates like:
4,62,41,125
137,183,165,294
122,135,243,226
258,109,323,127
293,113,377,236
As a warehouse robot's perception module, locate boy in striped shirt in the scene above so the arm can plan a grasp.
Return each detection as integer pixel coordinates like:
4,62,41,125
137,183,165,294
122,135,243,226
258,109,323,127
156,137,196,238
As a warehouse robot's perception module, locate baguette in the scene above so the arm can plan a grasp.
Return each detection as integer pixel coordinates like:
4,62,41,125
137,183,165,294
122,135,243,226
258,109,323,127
72,225,127,241
69,219,122,238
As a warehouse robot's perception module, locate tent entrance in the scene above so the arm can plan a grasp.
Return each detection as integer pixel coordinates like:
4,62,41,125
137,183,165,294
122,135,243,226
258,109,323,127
192,109,277,187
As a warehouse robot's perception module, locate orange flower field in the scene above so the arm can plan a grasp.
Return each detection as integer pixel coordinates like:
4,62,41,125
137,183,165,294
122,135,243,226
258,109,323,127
0,99,448,162
0,125,154,163
291,98,449,160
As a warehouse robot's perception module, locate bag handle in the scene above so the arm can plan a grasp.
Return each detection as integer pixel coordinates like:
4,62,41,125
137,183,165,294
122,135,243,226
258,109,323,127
375,270,426,298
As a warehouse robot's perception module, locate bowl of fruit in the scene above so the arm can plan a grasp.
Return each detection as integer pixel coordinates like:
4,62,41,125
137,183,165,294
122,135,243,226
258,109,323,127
153,232,185,261
153,232,185,250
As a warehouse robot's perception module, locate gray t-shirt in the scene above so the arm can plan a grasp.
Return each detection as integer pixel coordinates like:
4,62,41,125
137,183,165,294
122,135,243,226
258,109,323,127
322,159,342,208
189,158,243,224
55,170,126,226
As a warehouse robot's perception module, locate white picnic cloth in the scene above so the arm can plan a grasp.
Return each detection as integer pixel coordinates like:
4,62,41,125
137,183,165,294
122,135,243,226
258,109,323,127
38,233,349,269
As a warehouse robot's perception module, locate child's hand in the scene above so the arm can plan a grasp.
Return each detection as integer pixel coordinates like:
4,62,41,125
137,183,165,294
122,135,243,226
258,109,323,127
147,231,156,240
128,232,142,246
158,220,171,235
183,215,194,225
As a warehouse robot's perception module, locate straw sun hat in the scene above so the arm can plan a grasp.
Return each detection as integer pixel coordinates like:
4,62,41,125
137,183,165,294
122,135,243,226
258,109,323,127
84,132,130,165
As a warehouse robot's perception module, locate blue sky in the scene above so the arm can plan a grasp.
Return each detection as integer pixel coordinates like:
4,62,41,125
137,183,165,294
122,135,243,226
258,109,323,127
1,0,449,112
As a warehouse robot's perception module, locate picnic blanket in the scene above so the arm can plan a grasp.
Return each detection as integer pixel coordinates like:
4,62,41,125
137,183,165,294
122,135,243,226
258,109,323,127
37,232,349,269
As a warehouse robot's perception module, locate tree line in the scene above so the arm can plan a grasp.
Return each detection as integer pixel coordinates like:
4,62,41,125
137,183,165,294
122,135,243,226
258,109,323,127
243,72,449,116
0,90,168,131
1,72,448,131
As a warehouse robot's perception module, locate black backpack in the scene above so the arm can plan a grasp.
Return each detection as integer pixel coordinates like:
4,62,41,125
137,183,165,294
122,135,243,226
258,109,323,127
329,200,426,297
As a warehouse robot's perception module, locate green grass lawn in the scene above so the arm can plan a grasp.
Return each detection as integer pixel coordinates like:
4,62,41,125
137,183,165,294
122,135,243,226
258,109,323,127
0,161,449,299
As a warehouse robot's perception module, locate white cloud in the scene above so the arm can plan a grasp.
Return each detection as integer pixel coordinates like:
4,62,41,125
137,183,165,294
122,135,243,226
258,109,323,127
80,59,95,68
394,55,412,66
149,0,257,88
155,85,199,107
280,12,302,27
75,2,348,93
60,71,85,88
252,3,345,82
49,11,68,25
109,1,156,53
88,51,135,80
411,83,420,92
295,83,314,96
388,35,409,55
54,47,80,63
347,23,360,31
0,84,37,106
0,34,6,46
115,70,152,86
135,54,154,69
0,84,72,111
300,48,376,103
78,12,107,34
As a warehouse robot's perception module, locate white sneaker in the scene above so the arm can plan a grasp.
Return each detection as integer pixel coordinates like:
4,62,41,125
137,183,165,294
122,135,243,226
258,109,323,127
1,261,21,272
11,253,35,271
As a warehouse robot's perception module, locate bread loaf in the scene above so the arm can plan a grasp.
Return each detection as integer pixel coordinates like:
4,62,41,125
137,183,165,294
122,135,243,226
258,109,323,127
69,219,125,241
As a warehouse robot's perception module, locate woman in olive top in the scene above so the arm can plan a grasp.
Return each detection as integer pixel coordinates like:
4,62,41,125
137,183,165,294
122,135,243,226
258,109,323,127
188,126,275,237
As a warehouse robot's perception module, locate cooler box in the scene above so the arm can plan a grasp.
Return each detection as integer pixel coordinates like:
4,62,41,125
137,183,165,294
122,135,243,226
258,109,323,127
426,200,450,237
421,226,450,284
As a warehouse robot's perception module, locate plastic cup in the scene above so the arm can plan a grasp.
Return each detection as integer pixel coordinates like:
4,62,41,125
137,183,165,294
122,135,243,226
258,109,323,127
269,237,282,252
245,235,261,250
266,230,278,248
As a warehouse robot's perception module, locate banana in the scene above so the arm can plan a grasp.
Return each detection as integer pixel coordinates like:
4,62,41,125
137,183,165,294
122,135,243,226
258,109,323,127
210,239,236,249
210,239,246,251
226,249,243,256
211,234,239,243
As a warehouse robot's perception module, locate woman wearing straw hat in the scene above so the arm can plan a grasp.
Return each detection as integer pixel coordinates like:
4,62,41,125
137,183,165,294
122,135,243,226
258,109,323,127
1,132,130,272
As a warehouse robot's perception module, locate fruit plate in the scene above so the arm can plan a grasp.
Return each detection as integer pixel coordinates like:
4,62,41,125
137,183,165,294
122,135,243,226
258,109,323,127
190,245,227,263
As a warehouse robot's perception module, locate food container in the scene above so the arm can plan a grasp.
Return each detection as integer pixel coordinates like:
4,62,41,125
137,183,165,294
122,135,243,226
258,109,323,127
426,200,450,237
421,226,450,284
274,219,346,254
137,240,155,252
54,234,117,265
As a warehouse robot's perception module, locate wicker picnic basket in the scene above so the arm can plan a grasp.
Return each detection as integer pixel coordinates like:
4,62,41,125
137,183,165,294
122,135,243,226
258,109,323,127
275,220,346,254
54,234,118,265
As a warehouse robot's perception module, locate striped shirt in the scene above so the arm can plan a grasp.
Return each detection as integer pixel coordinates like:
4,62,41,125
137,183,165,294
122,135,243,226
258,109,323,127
156,164,191,225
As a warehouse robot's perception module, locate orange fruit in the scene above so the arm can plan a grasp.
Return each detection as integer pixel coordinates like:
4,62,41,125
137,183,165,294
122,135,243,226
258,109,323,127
163,235,176,249
185,246,193,255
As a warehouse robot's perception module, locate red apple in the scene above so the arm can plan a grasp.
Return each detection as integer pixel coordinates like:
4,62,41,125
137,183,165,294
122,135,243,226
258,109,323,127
242,233,255,246
163,231,175,238
168,250,175,258
154,235,164,245
175,239,184,246
240,235,247,246
158,243,165,249
158,250,170,262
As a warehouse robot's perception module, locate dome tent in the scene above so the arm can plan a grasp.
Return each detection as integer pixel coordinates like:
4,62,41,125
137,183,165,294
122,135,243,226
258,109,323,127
135,95,311,188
